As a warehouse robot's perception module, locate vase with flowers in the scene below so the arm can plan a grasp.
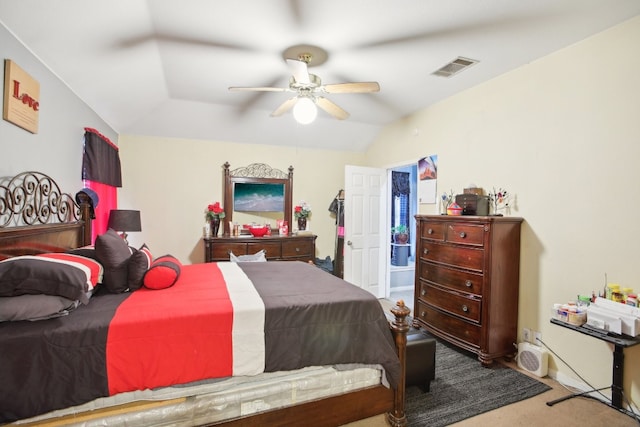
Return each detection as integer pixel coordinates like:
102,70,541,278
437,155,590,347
488,188,510,216
440,191,454,215
294,201,311,231
205,202,225,237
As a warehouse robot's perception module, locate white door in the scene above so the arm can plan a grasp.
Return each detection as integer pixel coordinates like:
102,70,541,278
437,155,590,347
343,165,387,297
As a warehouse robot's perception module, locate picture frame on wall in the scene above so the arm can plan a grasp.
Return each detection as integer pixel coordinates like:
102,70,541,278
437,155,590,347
3,59,40,134
418,155,438,204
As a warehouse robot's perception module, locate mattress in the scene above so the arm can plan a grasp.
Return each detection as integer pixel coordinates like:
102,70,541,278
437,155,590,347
13,365,384,426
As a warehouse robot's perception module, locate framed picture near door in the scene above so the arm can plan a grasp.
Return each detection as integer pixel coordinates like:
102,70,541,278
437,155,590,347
418,155,437,204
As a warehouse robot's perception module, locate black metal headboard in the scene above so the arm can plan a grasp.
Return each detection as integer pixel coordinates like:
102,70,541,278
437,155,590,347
0,171,92,255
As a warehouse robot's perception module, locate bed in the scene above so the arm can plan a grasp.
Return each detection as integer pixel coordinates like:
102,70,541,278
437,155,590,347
0,171,410,427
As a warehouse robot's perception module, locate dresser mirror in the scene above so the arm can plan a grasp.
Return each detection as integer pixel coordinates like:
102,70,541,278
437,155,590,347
222,162,293,236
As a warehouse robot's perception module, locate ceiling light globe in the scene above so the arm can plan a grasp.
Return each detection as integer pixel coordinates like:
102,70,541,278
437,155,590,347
293,97,317,124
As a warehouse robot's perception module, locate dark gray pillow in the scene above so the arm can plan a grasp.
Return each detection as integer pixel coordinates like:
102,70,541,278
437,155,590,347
0,294,78,322
95,229,132,293
128,244,153,291
66,245,98,261
0,255,95,303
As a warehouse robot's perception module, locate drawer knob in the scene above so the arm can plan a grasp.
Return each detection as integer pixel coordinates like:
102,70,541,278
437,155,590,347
421,311,426,317
423,248,429,255
462,305,469,313
295,247,300,252
459,231,467,238
421,289,426,296
465,280,472,288
427,228,434,235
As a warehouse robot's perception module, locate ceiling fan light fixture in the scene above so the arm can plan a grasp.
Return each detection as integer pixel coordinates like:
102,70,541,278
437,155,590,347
230,44,378,121
293,97,317,124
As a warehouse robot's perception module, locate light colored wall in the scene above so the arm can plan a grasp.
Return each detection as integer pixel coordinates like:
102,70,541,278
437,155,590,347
4,8,640,410
366,16,640,405
117,135,364,264
0,22,117,190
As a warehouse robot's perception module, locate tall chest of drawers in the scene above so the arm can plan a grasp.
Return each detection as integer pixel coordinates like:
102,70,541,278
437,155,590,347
413,215,523,365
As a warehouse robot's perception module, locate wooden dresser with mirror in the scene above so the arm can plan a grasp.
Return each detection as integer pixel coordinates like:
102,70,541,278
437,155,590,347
203,162,316,263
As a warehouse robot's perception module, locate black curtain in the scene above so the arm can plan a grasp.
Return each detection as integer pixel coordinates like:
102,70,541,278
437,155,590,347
392,171,410,223
392,171,410,198
82,128,122,187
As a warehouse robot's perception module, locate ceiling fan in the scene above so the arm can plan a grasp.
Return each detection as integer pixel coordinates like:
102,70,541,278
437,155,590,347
229,45,380,123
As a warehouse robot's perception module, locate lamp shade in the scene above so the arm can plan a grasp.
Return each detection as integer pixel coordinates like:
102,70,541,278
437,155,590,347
108,210,141,232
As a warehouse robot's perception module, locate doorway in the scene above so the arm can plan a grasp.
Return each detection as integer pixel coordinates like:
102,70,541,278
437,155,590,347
388,164,417,311
342,163,416,305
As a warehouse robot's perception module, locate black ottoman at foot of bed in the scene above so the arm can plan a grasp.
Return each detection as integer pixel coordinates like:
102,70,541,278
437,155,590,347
406,329,436,392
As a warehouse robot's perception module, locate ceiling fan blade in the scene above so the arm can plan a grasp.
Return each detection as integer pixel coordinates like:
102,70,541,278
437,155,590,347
229,86,287,92
316,97,350,120
271,96,299,117
286,59,310,85
323,82,380,94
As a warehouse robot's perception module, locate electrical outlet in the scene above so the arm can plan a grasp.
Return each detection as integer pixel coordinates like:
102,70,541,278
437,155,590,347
522,327,531,343
534,331,542,344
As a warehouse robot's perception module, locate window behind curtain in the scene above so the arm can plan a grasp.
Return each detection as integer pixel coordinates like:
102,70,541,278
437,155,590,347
82,128,122,243
396,193,409,229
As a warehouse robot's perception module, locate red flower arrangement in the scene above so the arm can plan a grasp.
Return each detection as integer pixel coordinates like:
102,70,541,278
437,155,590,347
205,202,226,221
294,201,311,219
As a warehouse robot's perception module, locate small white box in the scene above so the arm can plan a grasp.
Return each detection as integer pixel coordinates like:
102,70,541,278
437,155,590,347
594,297,640,317
586,306,622,334
591,297,640,337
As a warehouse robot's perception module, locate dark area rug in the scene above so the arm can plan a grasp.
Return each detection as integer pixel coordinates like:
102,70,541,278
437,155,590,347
405,337,551,426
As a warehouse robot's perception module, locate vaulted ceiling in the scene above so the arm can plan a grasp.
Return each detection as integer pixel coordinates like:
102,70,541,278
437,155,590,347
1,0,639,151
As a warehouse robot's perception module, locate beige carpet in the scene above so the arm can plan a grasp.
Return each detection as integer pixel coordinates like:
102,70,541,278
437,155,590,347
344,359,635,426
345,299,637,426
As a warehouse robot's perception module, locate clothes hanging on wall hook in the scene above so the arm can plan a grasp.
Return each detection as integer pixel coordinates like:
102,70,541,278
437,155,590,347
328,190,344,226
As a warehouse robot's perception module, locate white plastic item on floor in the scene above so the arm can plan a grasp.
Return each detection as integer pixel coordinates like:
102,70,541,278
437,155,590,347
517,342,548,378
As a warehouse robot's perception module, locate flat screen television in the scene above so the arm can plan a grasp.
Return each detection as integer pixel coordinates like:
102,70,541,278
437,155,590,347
233,182,285,212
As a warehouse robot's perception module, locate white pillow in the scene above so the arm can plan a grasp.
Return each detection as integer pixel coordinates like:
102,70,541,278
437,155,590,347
229,249,267,262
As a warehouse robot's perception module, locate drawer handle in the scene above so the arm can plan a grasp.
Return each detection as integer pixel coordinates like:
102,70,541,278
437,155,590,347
459,231,467,238
295,247,300,252
465,280,472,288
423,248,429,255
421,311,426,317
462,305,469,313
421,289,426,296
427,228,434,235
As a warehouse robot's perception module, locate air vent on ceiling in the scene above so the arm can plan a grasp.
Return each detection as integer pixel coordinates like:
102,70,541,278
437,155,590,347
432,57,479,78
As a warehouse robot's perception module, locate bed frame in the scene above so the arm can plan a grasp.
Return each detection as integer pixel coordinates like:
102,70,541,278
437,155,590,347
0,171,409,427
